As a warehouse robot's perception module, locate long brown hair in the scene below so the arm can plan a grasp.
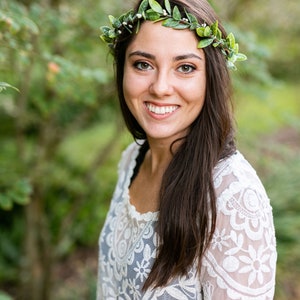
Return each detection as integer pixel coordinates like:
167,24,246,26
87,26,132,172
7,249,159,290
112,0,236,290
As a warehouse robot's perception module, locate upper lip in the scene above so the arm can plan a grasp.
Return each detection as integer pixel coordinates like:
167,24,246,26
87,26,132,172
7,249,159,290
144,101,179,107
145,101,179,115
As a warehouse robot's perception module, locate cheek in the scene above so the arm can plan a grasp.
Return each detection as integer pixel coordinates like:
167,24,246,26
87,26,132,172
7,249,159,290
122,65,130,98
123,66,139,98
123,71,149,108
122,71,143,117
122,70,134,108
182,78,206,105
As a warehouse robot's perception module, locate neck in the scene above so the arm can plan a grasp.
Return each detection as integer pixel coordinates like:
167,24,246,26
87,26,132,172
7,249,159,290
145,137,181,176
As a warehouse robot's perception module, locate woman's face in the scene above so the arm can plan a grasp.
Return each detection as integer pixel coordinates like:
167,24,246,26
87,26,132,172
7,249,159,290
123,21,206,144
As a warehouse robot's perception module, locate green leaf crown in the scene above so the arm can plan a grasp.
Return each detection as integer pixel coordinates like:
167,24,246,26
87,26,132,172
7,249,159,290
100,0,247,69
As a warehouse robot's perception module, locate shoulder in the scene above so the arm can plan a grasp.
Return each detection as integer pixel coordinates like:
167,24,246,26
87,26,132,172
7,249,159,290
117,141,141,175
202,151,277,299
212,151,274,241
112,141,141,196
214,151,264,190
213,151,271,218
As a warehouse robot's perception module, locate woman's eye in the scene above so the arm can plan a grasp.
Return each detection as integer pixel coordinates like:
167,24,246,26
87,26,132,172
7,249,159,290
178,64,196,74
134,61,152,71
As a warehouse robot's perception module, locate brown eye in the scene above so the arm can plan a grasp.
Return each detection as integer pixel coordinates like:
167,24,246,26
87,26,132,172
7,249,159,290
134,61,152,71
178,64,195,74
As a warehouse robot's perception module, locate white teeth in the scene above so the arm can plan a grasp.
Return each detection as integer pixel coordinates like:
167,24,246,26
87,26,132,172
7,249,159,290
146,103,178,115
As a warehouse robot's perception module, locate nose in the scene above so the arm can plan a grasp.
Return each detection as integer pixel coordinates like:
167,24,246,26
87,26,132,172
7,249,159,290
149,69,174,97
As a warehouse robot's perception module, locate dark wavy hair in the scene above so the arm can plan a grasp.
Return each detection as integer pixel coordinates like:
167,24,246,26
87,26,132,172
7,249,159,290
112,0,236,290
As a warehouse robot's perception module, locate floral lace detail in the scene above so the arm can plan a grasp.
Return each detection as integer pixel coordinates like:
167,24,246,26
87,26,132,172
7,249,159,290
201,154,277,299
97,143,277,299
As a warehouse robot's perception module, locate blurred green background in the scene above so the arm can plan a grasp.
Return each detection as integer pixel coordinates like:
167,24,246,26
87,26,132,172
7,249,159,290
0,0,299,299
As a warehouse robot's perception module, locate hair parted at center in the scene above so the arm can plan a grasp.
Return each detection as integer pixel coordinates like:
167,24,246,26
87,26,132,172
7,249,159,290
113,0,236,290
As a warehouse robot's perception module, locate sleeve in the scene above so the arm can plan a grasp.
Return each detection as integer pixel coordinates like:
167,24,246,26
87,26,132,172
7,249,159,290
201,155,277,300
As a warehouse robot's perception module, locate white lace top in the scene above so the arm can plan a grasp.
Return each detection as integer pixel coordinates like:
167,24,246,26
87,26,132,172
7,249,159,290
97,142,277,299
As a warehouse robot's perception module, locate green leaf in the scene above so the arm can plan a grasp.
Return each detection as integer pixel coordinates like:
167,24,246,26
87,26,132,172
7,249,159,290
172,6,181,21
204,26,212,37
186,12,198,24
211,20,218,36
233,43,239,53
100,34,108,43
15,179,32,196
0,290,13,300
108,29,117,39
119,11,132,23
4,180,32,206
108,15,116,25
153,17,169,23
173,23,190,29
216,28,222,40
0,194,13,210
198,38,214,48
135,19,141,33
149,0,163,14
138,0,149,15
162,18,180,27
226,60,236,70
196,27,205,37
226,32,235,49
235,53,247,61
100,26,111,35
12,194,30,205
164,0,172,14
145,10,161,21
108,15,121,29
0,82,19,93
190,23,198,30
22,17,39,35
162,19,189,29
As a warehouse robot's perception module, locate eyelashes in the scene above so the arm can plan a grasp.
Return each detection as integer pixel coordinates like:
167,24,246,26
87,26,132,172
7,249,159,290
133,61,197,74
133,61,153,71
177,64,196,74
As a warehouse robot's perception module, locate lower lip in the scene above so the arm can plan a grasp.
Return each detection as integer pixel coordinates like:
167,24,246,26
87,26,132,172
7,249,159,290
144,104,179,120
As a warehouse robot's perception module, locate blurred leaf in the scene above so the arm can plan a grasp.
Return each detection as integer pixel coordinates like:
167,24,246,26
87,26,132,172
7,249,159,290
0,291,13,300
0,195,13,211
0,82,19,93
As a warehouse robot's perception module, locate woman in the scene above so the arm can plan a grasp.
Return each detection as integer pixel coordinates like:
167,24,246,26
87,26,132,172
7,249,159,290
98,0,277,298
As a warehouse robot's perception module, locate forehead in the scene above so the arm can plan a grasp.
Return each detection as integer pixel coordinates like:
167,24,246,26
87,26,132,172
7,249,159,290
127,21,204,58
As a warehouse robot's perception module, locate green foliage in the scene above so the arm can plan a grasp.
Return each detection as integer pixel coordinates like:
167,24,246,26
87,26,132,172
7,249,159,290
0,211,24,282
0,291,13,300
236,84,299,144
0,0,120,298
100,0,247,69
0,83,19,93
264,150,300,298
0,179,31,210
235,82,300,299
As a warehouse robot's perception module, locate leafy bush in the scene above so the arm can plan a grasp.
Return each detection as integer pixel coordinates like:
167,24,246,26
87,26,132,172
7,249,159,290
0,0,120,298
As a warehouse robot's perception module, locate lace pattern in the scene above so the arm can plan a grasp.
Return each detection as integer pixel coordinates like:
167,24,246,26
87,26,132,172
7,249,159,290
97,142,277,299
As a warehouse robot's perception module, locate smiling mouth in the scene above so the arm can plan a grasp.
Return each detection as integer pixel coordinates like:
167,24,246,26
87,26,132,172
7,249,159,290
145,102,179,115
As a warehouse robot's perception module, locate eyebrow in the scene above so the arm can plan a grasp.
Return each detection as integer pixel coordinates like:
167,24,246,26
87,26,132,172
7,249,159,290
128,51,202,61
174,54,203,61
128,51,155,60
